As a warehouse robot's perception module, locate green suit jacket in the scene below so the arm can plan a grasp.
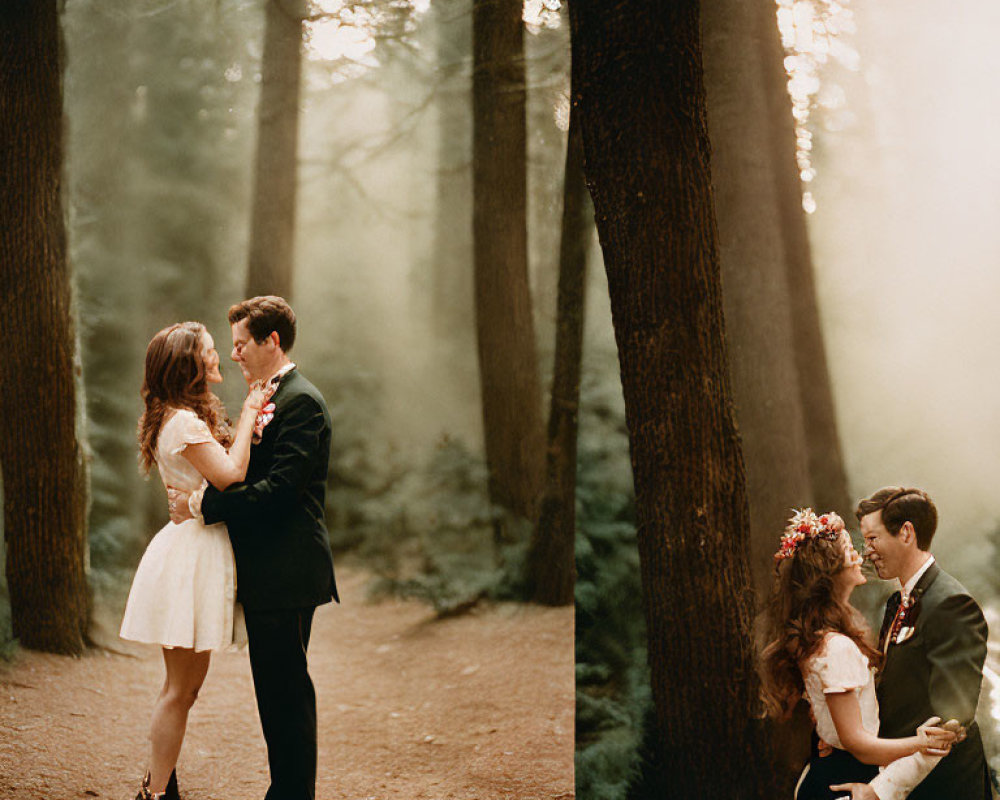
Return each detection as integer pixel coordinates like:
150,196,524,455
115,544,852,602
201,368,338,611
876,561,990,799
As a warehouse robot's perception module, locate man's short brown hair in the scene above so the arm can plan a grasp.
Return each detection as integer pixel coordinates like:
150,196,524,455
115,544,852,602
855,486,938,550
228,295,296,352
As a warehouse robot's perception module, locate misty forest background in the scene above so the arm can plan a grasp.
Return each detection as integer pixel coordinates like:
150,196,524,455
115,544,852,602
3,0,1000,798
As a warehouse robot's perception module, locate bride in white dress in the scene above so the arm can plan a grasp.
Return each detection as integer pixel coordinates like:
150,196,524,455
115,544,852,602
759,510,962,800
120,321,264,800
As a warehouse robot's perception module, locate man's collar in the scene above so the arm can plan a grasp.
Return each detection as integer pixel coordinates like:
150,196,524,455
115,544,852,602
902,554,935,598
266,362,296,386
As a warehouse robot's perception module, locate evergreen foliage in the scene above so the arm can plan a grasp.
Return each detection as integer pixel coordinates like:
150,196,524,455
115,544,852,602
342,425,529,615
573,374,650,800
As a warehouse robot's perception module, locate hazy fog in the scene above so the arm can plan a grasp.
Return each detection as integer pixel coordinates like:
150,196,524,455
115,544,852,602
809,0,1000,595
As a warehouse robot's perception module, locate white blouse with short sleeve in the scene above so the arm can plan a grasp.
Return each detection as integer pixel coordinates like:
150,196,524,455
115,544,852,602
800,632,941,800
803,632,879,748
154,409,217,491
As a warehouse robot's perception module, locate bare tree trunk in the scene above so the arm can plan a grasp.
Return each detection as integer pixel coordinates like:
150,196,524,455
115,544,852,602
246,0,306,300
431,0,474,337
701,0,813,596
472,0,545,520
702,5,843,788
760,7,852,519
570,0,767,794
526,112,588,606
0,0,90,655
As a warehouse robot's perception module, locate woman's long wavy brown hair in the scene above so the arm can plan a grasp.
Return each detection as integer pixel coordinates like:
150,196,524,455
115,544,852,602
758,527,881,720
138,321,232,473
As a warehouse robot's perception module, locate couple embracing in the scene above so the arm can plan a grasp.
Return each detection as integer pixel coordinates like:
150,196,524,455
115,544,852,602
761,488,993,800
119,295,338,800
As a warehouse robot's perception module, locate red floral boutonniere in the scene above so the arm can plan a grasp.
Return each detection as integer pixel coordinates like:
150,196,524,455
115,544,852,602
251,382,277,445
889,595,920,645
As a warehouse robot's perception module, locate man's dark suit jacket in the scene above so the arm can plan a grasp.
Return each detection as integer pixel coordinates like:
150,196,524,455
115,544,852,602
201,368,338,611
876,561,990,799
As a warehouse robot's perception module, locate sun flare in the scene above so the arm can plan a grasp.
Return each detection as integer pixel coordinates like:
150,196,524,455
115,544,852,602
775,0,859,213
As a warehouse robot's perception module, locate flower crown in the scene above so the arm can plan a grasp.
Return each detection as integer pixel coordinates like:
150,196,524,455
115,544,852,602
774,508,843,562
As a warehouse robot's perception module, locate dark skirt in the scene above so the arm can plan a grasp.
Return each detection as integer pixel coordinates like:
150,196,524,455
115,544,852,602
795,748,879,800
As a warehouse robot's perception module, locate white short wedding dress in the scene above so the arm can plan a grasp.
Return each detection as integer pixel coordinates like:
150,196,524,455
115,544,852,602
120,409,246,651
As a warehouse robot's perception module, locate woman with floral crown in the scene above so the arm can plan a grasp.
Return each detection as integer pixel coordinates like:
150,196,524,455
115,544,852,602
759,509,963,800
120,321,269,800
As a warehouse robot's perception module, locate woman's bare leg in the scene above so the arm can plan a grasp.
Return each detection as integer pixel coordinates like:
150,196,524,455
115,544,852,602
147,647,210,793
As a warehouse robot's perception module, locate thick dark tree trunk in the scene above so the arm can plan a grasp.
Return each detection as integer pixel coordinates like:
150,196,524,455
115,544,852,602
760,8,853,519
570,0,767,795
472,0,545,520
701,0,813,599
0,0,90,655
246,0,306,300
526,112,588,606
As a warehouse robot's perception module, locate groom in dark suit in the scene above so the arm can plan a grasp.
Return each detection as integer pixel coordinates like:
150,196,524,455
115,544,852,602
170,295,337,800
858,487,990,800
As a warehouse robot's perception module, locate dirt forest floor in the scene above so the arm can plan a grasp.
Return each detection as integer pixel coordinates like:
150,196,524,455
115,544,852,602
0,567,574,800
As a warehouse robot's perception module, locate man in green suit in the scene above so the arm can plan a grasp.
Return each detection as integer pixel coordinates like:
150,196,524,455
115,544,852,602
170,296,337,800
857,487,991,799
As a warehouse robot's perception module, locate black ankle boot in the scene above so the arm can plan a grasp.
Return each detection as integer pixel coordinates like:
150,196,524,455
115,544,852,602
135,769,177,800
165,768,180,800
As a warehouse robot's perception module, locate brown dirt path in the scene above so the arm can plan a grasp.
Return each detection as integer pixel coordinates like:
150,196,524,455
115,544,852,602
0,567,574,800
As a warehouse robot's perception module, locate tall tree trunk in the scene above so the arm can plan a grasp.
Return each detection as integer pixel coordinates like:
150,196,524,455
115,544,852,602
246,0,306,300
0,0,90,655
431,0,474,338
701,0,813,596
760,7,852,519
570,1,766,795
702,5,813,788
472,0,545,520
526,111,588,606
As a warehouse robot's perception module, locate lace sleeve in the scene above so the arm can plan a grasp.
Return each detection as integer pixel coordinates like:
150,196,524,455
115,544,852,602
165,410,216,456
817,634,871,694
869,751,941,800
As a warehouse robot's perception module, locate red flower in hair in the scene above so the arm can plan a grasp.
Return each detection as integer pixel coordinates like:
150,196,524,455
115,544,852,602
774,509,844,562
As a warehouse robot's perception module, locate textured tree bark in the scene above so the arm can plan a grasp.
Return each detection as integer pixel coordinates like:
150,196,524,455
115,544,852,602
570,0,767,794
472,0,545,520
526,112,588,606
246,0,306,300
701,0,814,599
701,11,856,785
702,8,853,786
0,0,90,655
759,7,853,520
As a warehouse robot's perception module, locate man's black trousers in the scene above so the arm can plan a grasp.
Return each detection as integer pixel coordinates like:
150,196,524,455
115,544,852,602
245,606,318,800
